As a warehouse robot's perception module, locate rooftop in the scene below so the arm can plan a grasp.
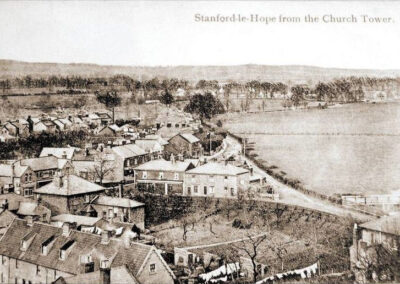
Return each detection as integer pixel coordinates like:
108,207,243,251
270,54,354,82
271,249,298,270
111,144,146,158
186,162,249,176
360,213,400,236
0,218,155,277
134,159,194,172
40,147,78,160
94,196,144,208
51,214,101,227
20,155,65,171
34,174,105,196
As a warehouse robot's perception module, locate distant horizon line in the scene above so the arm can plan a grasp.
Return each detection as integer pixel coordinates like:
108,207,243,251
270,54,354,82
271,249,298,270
1,58,400,72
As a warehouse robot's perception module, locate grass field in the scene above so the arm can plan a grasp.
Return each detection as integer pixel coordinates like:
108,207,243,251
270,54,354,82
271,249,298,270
218,102,400,195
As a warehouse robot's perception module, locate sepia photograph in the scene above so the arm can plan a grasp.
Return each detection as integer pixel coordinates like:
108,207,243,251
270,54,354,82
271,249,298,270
0,1,400,283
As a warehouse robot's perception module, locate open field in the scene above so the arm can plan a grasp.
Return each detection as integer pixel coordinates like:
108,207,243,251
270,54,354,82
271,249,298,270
0,91,173,124
218,102,400,195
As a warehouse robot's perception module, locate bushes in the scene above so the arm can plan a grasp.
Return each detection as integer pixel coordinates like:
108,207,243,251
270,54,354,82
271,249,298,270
0,130,89,159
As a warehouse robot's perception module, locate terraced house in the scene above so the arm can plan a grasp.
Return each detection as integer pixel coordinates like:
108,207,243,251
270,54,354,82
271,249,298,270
111,144,149,183
33,174,105,215
0,163,36,197
0,218,175,284
135,157,195,195
16,156,73,187
184,162,250,198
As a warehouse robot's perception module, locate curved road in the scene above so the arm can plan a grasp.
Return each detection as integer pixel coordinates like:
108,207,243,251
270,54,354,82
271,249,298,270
224,135,373,222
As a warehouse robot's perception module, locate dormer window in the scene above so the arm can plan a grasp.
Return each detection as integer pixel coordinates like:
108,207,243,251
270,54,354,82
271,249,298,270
100,259,110,269
41,235,56,256
21,232,36,252
59,240,75,260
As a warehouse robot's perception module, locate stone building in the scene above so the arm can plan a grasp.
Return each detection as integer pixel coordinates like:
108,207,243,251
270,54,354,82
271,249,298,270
0,218,175,284
135,158,195,195
184,162,250,198
33,174,105,215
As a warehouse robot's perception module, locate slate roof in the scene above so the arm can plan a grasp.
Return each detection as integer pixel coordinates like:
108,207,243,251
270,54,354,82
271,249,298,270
51,214,101,227
360,213,400,236
134,140,162,153
179,133,200,144
40,147,78,160
112,144,146,158
20,156,61,171
134,159,193,172
0,163,28,177
0,210,17,228
0,218,154,276
17,202,51,217
142,135,169,146
94,196,144,208
34,175,105,196
186,162,249,176
0,193,33,211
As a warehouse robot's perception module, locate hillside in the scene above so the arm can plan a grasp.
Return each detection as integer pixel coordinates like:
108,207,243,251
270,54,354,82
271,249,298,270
1,59,400,83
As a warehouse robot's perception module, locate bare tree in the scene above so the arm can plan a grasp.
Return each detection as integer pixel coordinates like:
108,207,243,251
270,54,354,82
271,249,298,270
90,155,114,185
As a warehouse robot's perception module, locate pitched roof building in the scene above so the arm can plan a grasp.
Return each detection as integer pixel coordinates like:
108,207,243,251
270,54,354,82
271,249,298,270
0,218,175,284
34,174,105,214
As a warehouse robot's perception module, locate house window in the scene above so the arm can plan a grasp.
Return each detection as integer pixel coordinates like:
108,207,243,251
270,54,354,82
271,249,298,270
203,186,207,195
24,188,33,196
194,186,198,193
142,171,147,179
167,123,171,128
36,265,41,275
231,188,235,196
1,256,5,265
159,172,164,180
103,211,107,217
224,186,228,191
175,124,179,128
174,173,179,180
224,176,228,182
15,259,19,268
149,263,156,273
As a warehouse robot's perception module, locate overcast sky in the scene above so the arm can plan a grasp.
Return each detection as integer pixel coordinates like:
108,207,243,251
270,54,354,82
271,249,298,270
0,1,399,69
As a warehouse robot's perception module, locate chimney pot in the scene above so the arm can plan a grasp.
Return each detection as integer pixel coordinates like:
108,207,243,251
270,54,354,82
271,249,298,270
26,215,33,226
62,222,71,237
101,230,111,245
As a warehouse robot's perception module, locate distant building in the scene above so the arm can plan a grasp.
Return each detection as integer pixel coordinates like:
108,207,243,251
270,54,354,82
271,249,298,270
1,121,29,137
184,162,250,198
33,174,105,214
97,124,121,136
83,196,145,230
135,158,195,196
0,163,36,196
40,147,78,160
0,218,175,284
165,133,202,158
111,144,149,183
350,214,400,283
17,156,73,187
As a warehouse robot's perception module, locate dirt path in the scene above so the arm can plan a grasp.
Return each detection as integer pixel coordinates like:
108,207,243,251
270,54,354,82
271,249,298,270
224,135,373,222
